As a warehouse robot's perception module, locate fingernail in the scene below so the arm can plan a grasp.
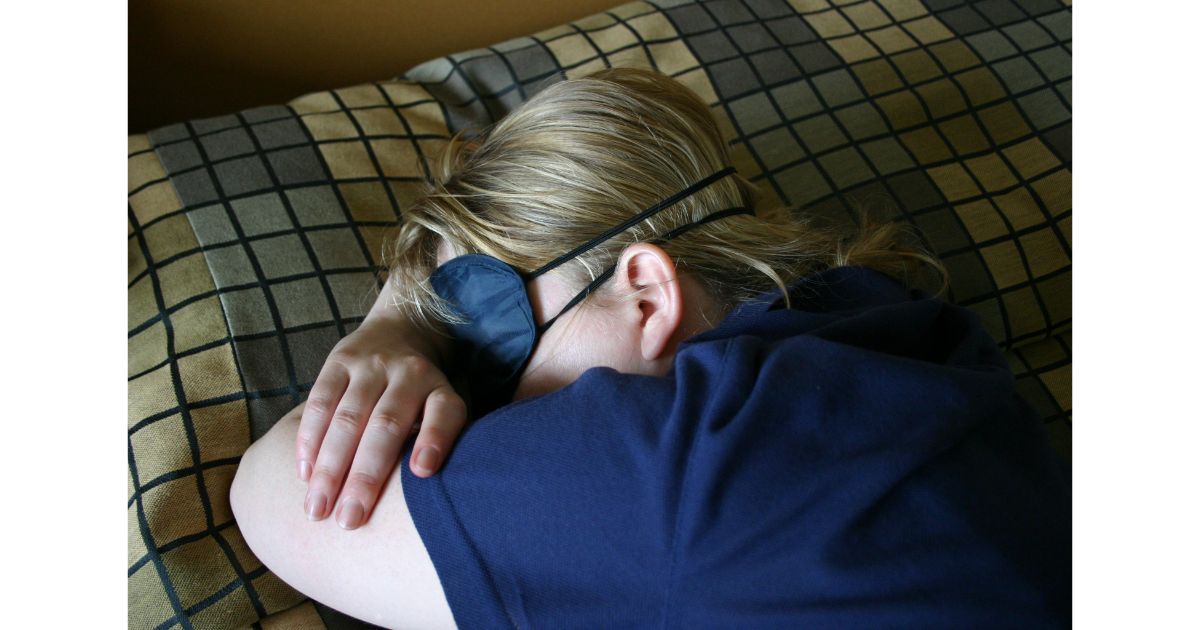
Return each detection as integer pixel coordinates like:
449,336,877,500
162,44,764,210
416,446,441,475
305,492,327,521
337,499,364,530
298,460,312,481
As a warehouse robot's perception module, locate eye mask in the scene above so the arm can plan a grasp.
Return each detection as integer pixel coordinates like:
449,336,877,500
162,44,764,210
429,166,749,415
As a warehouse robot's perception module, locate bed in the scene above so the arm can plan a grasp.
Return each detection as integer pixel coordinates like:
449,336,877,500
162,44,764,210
127,0,1071,627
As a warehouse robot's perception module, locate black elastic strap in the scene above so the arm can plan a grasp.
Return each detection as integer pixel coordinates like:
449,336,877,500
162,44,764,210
649,205,753,244
527,166,737,280
536,266,617,334
535,205,753,335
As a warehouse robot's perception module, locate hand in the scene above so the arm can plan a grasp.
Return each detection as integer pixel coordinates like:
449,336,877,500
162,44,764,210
295,312,466,530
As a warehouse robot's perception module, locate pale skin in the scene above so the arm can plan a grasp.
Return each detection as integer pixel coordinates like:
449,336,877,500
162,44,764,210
229,243,725,628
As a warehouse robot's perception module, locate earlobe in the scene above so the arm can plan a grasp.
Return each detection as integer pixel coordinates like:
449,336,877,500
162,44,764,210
618,243,683,361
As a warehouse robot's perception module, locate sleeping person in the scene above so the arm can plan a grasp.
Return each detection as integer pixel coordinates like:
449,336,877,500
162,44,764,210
229,68,1071,629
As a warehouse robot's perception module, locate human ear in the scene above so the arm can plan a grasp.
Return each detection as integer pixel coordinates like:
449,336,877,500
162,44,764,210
614,242,683,361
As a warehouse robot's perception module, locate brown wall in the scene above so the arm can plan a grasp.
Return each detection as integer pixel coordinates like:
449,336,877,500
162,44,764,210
129,0,628,134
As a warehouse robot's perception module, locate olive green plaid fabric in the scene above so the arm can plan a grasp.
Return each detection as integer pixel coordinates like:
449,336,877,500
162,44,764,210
128,0,1071,627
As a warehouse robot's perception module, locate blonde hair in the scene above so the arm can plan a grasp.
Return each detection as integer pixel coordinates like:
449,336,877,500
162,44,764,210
385,67,945,332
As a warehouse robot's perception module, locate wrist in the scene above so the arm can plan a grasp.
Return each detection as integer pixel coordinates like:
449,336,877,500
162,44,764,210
394,319,453,371
366,307,452,373
363,272,454,370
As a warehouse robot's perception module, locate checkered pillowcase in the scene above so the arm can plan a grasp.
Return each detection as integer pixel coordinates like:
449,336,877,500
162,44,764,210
127,1,1072,627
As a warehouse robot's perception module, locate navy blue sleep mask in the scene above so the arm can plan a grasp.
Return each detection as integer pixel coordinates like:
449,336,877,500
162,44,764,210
429,166,750,415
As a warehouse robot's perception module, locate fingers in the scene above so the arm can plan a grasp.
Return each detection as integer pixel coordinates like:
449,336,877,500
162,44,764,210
303,374,387,522
297,349,468,530
296,363,351,482
409,384,468,478
330,384,427,530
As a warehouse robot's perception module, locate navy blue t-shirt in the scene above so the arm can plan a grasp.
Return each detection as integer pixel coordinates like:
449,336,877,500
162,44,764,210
401,266,1071,629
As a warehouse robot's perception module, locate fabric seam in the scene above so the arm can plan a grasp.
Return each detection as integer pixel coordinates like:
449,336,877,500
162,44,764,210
658,338,736,629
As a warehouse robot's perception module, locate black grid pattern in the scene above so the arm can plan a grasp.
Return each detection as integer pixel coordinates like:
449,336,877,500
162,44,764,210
658,0,1070,349
129,81,449,630
129,1,1071,628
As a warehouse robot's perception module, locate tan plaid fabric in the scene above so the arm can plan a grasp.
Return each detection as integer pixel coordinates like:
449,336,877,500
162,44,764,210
128,1,1071,627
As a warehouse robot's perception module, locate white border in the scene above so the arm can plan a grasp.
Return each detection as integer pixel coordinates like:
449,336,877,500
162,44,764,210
3,4,127,624
1075,3,1200,626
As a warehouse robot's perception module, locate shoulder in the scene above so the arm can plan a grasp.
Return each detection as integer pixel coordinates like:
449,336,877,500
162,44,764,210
230,408,456,629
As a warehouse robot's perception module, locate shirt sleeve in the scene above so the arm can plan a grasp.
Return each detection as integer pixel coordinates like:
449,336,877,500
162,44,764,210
400,361,711,629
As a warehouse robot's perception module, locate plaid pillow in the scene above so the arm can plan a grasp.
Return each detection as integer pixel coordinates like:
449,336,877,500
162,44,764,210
128,0,1071,627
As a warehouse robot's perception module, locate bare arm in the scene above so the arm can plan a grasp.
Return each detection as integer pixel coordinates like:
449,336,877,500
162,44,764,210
233,402,457,629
